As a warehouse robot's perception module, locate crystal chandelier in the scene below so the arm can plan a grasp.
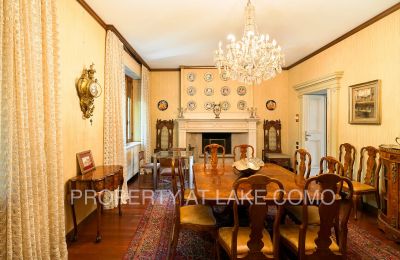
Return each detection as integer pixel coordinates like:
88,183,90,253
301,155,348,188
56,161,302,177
214,0,285,85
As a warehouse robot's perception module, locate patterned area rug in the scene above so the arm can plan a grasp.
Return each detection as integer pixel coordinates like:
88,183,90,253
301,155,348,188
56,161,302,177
124,191,400,260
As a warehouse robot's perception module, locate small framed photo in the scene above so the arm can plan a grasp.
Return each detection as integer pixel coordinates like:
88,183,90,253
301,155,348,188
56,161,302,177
76,150,95,174
349,80,381,124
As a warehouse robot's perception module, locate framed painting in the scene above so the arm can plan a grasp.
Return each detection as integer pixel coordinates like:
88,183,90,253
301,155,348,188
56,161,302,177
349,80,381,124
76,150,96,174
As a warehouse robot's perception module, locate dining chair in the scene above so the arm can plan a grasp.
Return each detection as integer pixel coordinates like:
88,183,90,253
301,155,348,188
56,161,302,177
285,149,319,225
168,156,218,260
293,149,312,178
138,151,160,189
342,146,381,220
217,174,284,259
233,144,255,161
339,143,356,179
204,143,225,170
280,173,354,259
158,148,187,185
319,156,345,176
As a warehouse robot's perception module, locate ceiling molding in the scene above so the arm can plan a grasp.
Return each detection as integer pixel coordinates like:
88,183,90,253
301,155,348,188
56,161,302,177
287,2,400,69
150,68,181,72
76,0,150,70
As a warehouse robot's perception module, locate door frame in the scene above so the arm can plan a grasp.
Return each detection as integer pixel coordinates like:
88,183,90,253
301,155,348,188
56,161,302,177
293,72,343,157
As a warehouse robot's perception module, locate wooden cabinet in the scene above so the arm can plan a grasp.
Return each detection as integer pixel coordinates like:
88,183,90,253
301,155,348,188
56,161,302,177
378,145,400,241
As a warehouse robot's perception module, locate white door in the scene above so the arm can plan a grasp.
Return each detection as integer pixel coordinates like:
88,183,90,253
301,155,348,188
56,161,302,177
303,95,326,176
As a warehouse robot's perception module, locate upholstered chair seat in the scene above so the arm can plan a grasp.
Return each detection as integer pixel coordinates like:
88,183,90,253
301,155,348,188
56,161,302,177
280,225,340,252
218,227,274,257
179,205,216,226
285,205,320,225
141,162,160,169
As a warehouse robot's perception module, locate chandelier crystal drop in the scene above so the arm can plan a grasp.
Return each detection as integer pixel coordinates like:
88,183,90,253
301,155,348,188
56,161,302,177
214,0,285,85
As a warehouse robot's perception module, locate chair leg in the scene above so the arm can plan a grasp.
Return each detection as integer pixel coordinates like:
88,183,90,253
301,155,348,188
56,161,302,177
353,195,361,220
168,224,180,260
375,191,381,209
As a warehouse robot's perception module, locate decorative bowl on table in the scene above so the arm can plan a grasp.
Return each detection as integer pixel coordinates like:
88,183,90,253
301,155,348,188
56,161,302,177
233,158,265,177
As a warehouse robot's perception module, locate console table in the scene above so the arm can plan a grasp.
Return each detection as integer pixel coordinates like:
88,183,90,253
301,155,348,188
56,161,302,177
378,145,400,241
68,165,123,242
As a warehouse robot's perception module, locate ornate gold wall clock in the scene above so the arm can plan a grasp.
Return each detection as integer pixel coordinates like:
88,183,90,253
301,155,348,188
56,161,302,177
76,63,102,122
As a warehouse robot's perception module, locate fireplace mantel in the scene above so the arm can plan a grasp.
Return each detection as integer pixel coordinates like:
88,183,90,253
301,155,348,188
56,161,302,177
177,115,259,153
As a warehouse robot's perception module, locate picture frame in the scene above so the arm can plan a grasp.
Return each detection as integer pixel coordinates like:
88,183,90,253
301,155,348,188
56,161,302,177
349,80,381,124
76,150,96,174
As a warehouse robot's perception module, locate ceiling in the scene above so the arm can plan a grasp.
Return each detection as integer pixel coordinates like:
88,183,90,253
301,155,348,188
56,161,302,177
86,0,398,69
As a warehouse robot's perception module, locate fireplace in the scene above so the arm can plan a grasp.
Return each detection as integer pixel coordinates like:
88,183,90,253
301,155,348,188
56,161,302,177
202,133,232,154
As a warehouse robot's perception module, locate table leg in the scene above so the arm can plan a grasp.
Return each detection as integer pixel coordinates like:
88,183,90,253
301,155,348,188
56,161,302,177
118,180,123,216
189,155,194,189
153,156,158,190
70,196,78,242
95,192,103,243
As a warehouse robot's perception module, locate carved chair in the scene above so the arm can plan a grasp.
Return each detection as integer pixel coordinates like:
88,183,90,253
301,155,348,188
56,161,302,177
204,144,225,170
262,120,291,169
218,174,284,259
233,144,255,161
293,149,312,178
168,157,218,259
342,146,381,220
280,174,354,259
155,119,174,152
158,148,186,184
138,151,160,189
339,143,356,179
319,156,345,176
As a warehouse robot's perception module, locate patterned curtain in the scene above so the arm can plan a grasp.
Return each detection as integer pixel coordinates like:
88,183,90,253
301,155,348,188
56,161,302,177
141,65,152,162
0,0,67,259
103,30,128,209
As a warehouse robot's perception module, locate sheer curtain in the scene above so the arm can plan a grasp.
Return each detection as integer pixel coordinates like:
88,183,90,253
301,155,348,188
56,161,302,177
0,0,67,259
103,30,128,209
141,65,152,162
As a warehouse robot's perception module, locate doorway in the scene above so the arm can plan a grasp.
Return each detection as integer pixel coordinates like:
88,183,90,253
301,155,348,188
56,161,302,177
302,91,327,176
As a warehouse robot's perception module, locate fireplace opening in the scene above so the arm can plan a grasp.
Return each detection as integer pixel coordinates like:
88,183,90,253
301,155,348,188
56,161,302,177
202,133,232,154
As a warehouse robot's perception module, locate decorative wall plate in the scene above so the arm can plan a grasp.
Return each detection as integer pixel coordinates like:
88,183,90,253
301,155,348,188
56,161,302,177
237,100,247,110
204,87,214,96
204,101,215,111
204,72,213,82
220,71,230,81
187,72,196,82
187,86,196,96
157,100,168,111
220,86,231,96
237,86,247,96
187,100,197,111
221,101,230,111
266,100,277,111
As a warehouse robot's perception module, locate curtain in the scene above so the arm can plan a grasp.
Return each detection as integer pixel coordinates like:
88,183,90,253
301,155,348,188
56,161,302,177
141,65,152,162
0,0,67,259
103,30,128,209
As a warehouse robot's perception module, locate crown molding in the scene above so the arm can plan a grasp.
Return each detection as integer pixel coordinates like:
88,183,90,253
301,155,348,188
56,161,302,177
76,0,150,70
287,3,400,69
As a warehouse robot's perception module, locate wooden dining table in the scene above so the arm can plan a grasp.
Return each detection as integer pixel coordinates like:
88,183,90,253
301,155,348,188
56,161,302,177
193,163,322,204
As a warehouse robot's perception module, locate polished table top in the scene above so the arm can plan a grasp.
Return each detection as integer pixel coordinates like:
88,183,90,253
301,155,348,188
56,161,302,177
193,163,321,202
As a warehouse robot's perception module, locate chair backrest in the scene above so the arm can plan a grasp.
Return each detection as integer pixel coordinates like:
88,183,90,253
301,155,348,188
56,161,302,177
170,155,186,209
339,143,356,179
263,120,282,153
293,149,312,178
138,150,145,162
232,174,284,259
299,173,354,258
155,119,174,152
357,146,381,188
233,144,255,161
319,156,344,176
204,143,225,170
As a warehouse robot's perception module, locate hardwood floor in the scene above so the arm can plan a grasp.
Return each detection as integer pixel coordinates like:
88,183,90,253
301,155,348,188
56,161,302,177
67,176,399,259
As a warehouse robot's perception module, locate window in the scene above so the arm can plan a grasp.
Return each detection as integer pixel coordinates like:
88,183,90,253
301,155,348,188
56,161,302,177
125,74,141,143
